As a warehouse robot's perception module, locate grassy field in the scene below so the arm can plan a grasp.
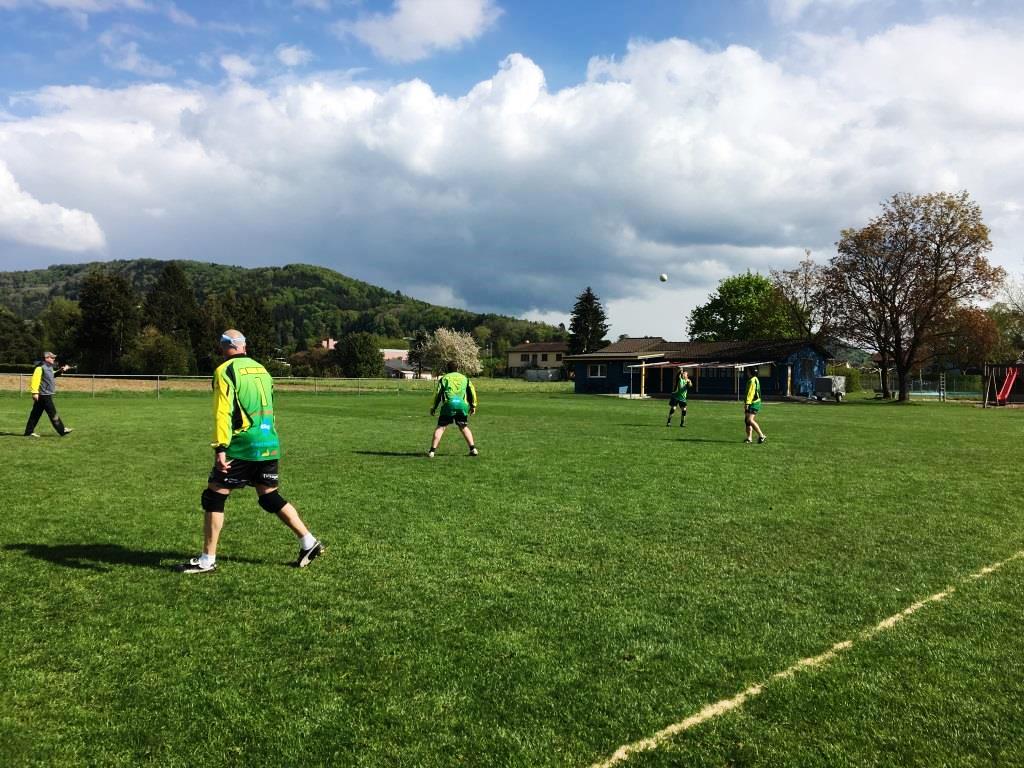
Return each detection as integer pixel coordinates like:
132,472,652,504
2,390,1022,767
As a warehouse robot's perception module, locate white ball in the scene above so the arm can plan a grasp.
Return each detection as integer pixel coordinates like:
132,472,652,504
659,273,668,282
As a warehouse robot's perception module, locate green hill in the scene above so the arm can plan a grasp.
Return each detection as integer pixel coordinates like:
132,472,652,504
0,259,566,356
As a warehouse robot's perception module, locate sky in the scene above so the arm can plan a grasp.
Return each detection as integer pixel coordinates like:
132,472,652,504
1,0,1023,340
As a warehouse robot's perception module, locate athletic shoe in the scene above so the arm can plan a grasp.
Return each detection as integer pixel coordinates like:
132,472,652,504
758,436,767,444
666,420,672,426
469,447,479,457
26,432,40,438
744,438,752,444
61,428,74,436
427,449,435,458
680,423,685,428
296,539,324,568
176,557,216,574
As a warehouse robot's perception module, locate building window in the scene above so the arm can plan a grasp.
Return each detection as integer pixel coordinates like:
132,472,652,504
541,353,548,362
531,354,538,363
521,354,529,362
555,353,562,361
588,364,607,378
759,364,772,377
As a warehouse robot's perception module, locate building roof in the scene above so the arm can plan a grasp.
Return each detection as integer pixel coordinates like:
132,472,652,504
565,337,828,363
562,337,666,361
507,341,570,353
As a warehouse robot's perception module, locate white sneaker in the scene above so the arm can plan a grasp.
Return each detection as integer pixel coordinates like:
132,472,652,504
296,539,324,568
176,557,216,574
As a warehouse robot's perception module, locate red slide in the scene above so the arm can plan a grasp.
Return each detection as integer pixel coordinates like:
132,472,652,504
997,367,1019,404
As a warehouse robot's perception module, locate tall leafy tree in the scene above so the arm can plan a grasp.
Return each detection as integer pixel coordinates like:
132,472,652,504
687,272,793,341
934,306,1000,371
334,332,384,378
771,253,835,343
123,327,191,375
829,191,1004,400
406,328,430,377
568,287,610,355
0,307,38,364
76,271,142,372
145,262,198,338
144,262,199,371
36,298,82,361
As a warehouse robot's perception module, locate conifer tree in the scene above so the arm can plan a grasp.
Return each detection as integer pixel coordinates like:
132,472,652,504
568,287,610,355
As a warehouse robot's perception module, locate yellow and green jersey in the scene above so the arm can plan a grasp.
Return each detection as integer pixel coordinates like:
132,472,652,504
432,372,477,416
745,375,762,407
212,356,281,461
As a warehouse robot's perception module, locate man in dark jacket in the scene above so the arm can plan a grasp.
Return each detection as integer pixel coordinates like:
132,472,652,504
24,351,73,438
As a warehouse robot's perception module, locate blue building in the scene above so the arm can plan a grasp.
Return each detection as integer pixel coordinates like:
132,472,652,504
565,337,830,399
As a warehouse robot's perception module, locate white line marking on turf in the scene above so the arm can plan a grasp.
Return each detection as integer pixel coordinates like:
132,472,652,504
590,550,1024,768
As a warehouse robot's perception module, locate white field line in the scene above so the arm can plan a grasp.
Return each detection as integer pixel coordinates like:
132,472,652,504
590,550,1024,768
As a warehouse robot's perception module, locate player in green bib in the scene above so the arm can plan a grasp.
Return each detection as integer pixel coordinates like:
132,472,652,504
428,361,479,457
666,367,691,427
177,329,323,574
743,367,767,444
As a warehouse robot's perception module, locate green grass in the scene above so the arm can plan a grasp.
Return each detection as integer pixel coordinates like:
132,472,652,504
2,391,1022,767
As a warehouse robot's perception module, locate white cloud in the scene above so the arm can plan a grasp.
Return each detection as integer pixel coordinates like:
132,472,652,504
220,53,257,79
292,0,330,10
99,28,175,77
334,0,503,63
0,0,151,12
276,44,314,68
0,160,106,251
2,17,1023,338
770,0,873,22
165,2,196,27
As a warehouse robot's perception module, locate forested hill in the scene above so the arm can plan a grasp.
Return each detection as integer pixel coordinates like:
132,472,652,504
0,259,566,353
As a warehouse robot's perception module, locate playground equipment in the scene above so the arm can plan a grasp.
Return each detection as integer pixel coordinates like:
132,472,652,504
983,363,1022,407
997,368,1018,404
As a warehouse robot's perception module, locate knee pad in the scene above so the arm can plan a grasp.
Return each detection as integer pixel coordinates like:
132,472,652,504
201,488,227,513
258,490,287,514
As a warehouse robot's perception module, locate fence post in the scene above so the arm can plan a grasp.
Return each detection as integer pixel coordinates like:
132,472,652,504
92,375,96,397
156,376,161,399
19,374,24,394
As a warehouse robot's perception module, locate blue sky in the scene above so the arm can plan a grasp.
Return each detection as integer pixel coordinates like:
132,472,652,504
2,0,1024,337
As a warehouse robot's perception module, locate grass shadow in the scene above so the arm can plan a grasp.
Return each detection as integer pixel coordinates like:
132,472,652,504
670,437,748,444
353,450,427,458
4,542,261,572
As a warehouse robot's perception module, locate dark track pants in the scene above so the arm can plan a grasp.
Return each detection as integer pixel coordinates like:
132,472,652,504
24,395,68,436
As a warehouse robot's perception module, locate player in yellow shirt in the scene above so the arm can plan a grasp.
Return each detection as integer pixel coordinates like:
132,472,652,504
743,367,767,444
177,329,323,574
428,361,479,458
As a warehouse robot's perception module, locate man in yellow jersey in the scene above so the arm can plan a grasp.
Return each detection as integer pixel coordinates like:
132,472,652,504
428,361,479,458
743,367,767,444
177,329,323,574
23,351,73,437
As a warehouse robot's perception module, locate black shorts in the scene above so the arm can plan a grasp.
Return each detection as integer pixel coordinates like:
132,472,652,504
437,411,470,427
209,459,280,489
670,397,688,409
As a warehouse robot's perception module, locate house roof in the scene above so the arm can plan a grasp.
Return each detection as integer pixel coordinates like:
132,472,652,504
384,358,414,372
565,337,829,363
562,337,666,361
507,341,569,353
